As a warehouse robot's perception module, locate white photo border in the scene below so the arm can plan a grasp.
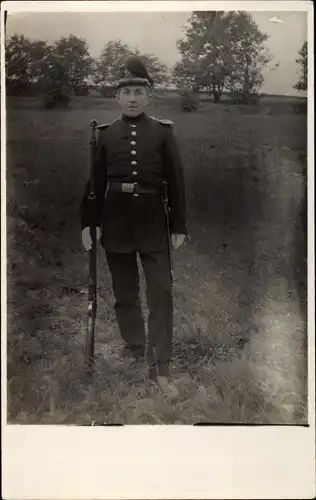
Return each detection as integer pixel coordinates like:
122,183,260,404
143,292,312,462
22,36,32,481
1,2,315,499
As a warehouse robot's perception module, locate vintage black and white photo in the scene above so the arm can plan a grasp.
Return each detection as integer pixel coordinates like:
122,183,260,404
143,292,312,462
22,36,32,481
4,6,309,427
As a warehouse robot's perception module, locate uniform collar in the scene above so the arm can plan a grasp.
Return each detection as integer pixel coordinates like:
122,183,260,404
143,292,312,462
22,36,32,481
121,112,148,124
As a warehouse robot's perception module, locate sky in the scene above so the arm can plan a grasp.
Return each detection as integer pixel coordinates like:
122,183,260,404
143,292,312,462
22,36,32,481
5,10,308,95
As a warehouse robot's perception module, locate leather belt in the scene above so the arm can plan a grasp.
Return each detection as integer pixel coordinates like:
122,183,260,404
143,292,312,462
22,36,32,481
108,182,159,195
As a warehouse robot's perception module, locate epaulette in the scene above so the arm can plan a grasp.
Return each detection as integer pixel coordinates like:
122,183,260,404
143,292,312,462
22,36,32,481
97,119,120,130
97,123,110,130
150,116,174,126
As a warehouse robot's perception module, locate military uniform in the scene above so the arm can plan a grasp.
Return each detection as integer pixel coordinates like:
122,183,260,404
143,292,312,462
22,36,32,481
80,56,187,379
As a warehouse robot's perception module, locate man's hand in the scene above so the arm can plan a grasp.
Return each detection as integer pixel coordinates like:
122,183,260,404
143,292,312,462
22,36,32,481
171,233,186,250
82,226,101,251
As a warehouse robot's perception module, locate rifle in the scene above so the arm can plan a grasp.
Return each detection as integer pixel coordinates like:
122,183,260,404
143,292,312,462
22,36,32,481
84,119,99,374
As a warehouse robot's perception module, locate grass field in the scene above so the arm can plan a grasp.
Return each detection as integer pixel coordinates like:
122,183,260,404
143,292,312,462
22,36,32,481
6,95,308,425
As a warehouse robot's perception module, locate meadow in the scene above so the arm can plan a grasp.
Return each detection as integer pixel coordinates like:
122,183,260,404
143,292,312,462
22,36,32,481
6,95,308,424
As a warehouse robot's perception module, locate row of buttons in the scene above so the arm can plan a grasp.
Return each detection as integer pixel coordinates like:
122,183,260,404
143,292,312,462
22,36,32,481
130,124,138,197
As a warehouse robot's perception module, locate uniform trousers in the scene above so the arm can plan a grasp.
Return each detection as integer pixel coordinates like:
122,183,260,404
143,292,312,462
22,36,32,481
105,249,173,366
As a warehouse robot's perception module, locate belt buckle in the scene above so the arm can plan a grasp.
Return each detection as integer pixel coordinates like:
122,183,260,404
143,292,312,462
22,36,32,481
122,182,136,193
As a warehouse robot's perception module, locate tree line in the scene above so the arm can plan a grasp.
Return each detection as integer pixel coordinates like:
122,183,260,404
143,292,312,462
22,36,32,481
5,11,307,106
5,35,169,100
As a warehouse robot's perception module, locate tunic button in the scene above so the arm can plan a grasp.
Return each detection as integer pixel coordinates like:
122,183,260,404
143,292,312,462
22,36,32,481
133,193,139,197
132,171,138,176
131,131,137,136
131,141,136,145
131,150,136,155
131,160,137,165
130,124,136,128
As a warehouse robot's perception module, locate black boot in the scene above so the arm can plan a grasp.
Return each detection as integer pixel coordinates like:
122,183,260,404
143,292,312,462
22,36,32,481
148,359,170,379
148,361,179,400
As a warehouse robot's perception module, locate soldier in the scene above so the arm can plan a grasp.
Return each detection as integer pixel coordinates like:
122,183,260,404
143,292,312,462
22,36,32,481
80,55,187,395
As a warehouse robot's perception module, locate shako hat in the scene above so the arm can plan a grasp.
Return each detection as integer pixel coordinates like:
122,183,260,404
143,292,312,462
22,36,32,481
116,55,153,89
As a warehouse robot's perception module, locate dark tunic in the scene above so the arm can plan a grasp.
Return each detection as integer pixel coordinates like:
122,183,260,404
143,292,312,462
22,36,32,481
80,112,187,254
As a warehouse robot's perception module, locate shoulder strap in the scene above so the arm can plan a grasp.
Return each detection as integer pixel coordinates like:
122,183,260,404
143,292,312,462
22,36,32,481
149,116,174,126
97,123,110,130
97,118,120,130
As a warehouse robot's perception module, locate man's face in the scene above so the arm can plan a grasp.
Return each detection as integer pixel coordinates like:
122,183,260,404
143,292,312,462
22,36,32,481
116,85,150,117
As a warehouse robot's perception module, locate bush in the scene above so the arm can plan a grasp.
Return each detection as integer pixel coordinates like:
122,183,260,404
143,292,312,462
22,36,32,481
231,91,261,105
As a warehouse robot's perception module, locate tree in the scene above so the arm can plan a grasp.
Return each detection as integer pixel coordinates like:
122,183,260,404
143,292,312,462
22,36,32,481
52,35,93,95
27,41,75,107
37,52,73,108
174,11,272,102
94,39,169,87
5,34,93,99
138,53,169,86
93,40,133,86
294,41,307,92
5,35,49,95
172,58,199,92
174,12,236,101
223,12,272,101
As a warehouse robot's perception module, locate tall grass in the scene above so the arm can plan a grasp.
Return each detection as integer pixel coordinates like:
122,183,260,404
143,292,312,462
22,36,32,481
6,98,307,424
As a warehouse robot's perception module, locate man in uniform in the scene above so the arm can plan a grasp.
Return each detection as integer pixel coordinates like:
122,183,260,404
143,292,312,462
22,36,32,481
80,55,187,394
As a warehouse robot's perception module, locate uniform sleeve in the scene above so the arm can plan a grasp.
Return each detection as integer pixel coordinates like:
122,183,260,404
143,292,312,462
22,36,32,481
162,126,187,235
80,132,108,230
